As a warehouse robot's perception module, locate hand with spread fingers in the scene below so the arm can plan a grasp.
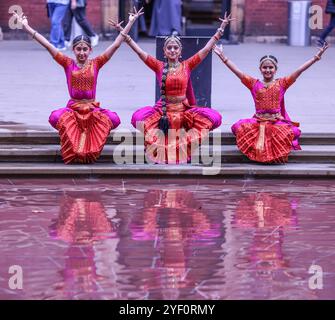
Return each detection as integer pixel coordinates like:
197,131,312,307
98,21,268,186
129,6,144,22
105,7,144,59
108,19,124,32
212,44,225,59
219,11,235,29
13,11,29,29
11,11,59,56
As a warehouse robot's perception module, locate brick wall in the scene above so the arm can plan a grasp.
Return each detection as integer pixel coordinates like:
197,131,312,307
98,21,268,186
244,0,330,37
0,0,332,38
0,0,102,34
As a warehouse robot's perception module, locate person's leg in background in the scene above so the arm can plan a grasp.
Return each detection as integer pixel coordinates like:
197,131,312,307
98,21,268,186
72,4,99,46
318,13,335,45
47,3,56,46
48,3,68,49
138,0,148,35
63,4,74,46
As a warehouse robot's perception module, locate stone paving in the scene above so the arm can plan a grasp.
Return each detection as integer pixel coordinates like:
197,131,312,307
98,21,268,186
1,39,335,133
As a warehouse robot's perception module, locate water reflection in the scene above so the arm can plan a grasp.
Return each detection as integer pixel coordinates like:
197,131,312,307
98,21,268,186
233,193,298,273
125,190,224,299
47,189,225,299
1,179,334,299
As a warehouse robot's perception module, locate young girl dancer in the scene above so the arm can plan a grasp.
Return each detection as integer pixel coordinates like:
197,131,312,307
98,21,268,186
13,8,143,164
111,14,234,164
213,43,329,163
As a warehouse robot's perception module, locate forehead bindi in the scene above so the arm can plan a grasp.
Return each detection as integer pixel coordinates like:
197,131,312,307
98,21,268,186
166,41,180,49
261,61,276,68
75,44,90,50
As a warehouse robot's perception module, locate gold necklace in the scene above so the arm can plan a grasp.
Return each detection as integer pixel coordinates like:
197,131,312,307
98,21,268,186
168,61,180,74
76,60,89,69
262,79,275,87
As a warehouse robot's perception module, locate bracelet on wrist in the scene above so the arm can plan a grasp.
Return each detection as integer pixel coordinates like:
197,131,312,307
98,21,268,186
213,34,220,41
124,34,132,43
217,27,225,36
32,31,37,39
222,57,228,63
314,55,321,61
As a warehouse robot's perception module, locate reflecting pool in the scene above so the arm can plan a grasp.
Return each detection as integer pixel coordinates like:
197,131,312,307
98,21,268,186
0,178,334,300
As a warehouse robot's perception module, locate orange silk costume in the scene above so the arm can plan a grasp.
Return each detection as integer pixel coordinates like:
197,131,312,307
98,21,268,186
49,52,121,164
131,54,222,164
232,75,301,163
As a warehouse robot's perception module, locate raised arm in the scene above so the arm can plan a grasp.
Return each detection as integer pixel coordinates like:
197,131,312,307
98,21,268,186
213,44,244,79
197,12,235,61
109,10,148,62
288,42,329,81
13,12,58,57
104,6,144,60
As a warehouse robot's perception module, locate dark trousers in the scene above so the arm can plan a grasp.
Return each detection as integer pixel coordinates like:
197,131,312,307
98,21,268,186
129,0,148,42
63,6,96,41
320,13,335,41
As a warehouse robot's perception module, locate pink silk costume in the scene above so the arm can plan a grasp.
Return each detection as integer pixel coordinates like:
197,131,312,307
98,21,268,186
231,74,301,163
131,53,222,164
49,52,121,164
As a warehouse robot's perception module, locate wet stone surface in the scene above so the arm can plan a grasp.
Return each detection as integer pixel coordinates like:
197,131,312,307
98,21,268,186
0,178,334,300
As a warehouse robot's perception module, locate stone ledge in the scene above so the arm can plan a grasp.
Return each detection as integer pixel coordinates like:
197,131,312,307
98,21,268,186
1,163,335,177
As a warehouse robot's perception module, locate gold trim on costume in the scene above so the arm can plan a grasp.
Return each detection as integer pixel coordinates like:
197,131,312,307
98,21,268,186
78,131,87,153
255,122,266,158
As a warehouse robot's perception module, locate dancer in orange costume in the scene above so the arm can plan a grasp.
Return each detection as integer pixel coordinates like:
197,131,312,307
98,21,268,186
110,14,234,163
213,43,329,163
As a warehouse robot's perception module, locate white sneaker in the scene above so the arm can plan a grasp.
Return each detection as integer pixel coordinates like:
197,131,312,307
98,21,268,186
90,35,99,47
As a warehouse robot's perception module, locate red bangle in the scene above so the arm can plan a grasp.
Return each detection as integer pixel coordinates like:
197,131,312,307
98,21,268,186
213,34,220,41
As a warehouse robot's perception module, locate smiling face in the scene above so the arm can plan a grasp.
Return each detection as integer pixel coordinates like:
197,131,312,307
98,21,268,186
164,39,182,62
260,60,277,82
73,42,92,64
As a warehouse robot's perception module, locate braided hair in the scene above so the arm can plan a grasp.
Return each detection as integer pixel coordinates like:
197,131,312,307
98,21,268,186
158,35,183,135
159,61,169,135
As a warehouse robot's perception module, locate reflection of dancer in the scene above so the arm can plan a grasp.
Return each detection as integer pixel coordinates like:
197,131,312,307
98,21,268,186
49,195,115,298
126,190,223,299
111,15,232,163
213,43,329,163
234,193,298,279
63,0,99,47
51,196,114,243
13,9,141,163
148,0,182,36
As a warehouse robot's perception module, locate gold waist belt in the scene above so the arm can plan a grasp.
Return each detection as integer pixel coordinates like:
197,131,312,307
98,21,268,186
166,102,187,113
255,112,283,121
70,99,99,114
166,95,187,103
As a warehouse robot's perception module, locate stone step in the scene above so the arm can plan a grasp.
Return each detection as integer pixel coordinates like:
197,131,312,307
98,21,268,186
1,145,335,163
1,131,335,145
0,162,335,177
